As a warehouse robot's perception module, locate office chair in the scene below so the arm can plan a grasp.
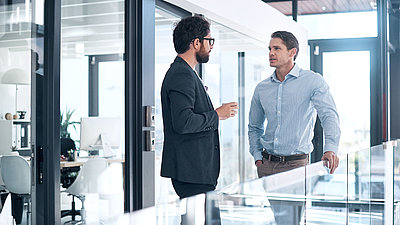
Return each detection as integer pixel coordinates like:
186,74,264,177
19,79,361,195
1,155,31,225
62,158,107,225
61,138,79,189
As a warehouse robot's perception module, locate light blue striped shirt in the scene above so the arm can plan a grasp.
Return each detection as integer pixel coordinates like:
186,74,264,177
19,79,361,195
248,64,340,162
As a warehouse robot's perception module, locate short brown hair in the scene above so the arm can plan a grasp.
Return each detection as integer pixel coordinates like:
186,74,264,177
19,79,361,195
271,31,299,60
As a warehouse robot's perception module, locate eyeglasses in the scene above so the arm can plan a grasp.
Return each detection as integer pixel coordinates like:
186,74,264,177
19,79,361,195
200,37,215,46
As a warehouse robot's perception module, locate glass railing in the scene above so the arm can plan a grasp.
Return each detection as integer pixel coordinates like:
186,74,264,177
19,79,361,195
95,140,399,225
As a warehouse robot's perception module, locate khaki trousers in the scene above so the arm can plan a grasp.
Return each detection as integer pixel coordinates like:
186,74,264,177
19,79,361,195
257,156,309,178
257,156,309,225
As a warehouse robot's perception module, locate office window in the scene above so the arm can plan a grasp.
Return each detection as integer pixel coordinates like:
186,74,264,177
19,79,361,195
297,11,378,39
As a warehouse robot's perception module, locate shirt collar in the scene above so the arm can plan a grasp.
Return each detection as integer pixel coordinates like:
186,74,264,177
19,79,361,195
175,56,204,83
271,64,300,82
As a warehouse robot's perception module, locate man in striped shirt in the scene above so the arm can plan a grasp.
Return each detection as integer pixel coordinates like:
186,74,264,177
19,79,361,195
248,31,341,224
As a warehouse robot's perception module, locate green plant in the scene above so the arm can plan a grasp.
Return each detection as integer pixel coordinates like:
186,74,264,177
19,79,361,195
60,108,80,138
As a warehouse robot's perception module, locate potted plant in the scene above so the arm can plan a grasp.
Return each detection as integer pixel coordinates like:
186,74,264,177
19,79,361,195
60,108,79,138
60,108,80,161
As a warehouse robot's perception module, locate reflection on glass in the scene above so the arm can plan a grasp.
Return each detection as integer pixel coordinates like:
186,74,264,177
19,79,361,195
114,141,399,225
0,0,36,224
60,0,125,223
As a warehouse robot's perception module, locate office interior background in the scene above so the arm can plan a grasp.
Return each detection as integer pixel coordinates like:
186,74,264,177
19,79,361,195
0,0,399,224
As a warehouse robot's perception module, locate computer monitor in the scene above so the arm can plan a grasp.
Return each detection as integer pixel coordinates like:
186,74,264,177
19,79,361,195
79,117,122,157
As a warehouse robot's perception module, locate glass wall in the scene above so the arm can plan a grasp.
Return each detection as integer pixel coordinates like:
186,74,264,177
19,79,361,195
60,0,125,223
204,21,269,186
154,7,181,205
154,7,271,204
0,0,41,224
117,141,399,225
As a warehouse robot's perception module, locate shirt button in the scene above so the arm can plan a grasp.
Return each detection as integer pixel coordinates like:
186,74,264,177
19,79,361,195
277,111,280,114
277,125,280,128
275,138,278,141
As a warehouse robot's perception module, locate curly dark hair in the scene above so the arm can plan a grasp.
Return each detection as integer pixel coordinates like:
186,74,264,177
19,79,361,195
271,31,299,60
173,16,210,54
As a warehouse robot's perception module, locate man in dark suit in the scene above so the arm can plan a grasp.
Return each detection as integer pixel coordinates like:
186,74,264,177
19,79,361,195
161,16,238,199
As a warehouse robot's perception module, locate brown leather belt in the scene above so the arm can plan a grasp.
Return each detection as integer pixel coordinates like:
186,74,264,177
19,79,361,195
262,151,308,162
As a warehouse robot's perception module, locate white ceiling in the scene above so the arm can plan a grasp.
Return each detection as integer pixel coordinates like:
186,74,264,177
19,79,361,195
0,0,265,59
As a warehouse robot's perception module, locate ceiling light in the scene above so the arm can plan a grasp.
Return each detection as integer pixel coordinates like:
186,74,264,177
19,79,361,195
370,1,377,9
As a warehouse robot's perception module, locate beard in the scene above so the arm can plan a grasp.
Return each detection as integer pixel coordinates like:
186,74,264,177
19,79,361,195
196,46,210,63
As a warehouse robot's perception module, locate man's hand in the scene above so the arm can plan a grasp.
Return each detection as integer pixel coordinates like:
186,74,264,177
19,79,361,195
216,102,239,120
255,160,263,167
321,151,339,174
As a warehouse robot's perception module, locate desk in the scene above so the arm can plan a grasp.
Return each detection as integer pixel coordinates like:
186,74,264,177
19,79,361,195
60,157,125,169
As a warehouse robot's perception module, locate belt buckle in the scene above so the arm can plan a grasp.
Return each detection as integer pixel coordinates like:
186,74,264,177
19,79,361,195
277,155,285,162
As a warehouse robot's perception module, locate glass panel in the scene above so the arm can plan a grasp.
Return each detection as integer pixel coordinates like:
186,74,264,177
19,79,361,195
118,142,396,225
370,144,386,223
0,0,40,224
395,140,400,223
210,166,307,224
322,51,370,153
304,154,348,224
204,21,240,189
347,148,372,224
154,11,268,203
210,179,275,224
244,51,273,181
203,20,266,187
60,0,125,224
154,7,181,205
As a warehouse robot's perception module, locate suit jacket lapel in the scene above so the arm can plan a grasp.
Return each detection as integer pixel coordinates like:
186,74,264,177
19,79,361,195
191,70,214,110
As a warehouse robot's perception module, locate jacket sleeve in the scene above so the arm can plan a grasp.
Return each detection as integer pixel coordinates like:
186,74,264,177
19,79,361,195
167,72,219,134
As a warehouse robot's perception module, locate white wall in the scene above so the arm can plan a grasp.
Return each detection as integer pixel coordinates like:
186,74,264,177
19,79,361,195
165,0,308,64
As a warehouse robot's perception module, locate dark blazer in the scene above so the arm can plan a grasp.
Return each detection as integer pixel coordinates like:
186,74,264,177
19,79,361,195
160,56,220,185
